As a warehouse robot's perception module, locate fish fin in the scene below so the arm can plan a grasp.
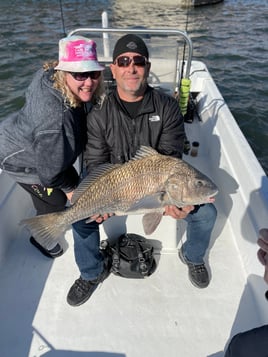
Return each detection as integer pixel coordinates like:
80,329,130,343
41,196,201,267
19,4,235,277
142,212,163,235
72,163,122,203
20,211,67,248
131,146,159,161
126,192,165,212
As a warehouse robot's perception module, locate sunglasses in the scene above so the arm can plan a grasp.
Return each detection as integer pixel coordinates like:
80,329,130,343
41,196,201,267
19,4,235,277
70,71,101,81
115,55,148,67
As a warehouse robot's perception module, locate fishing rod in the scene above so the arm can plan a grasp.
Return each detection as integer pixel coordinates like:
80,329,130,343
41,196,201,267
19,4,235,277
59,0,67,37
178,0,201,123
180,0,190,83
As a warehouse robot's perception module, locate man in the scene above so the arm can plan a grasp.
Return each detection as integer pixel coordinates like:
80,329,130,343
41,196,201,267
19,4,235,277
67,34,217,307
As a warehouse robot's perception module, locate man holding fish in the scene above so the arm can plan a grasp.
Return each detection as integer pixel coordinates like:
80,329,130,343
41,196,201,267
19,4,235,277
67,34,218,306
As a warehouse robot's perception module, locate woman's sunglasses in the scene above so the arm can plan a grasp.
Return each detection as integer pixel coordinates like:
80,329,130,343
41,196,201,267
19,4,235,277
70,71,101,81
115,55,148,67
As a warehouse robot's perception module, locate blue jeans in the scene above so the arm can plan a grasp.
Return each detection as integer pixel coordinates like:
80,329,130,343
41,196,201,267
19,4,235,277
72,203,217,280
72,220,103,280
182,203,217,264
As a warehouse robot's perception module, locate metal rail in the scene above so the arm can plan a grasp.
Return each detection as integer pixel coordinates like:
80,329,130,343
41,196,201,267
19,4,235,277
68,27,193,79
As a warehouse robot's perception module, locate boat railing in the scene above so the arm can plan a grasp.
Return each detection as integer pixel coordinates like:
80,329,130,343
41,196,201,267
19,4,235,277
67,26,193,80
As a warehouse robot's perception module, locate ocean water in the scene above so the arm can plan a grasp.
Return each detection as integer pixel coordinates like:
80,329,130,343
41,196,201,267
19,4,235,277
0,0,267,174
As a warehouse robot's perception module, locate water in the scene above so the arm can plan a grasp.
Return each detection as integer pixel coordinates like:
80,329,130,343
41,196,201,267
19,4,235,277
0,0,267,174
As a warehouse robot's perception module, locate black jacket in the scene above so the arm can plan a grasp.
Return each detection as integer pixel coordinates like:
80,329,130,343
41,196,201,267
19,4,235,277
224,325,268,357
85,86,185,171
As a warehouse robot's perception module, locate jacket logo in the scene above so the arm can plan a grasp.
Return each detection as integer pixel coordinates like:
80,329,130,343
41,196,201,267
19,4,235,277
149,115,160,122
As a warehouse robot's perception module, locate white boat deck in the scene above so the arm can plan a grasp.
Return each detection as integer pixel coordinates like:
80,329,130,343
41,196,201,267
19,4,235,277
0,198,266,357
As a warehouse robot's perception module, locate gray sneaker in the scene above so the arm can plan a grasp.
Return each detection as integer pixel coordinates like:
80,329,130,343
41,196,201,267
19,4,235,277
178,249,209,288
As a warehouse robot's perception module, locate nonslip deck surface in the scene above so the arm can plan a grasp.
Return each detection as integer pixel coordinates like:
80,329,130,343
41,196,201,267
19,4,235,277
0,210,264,357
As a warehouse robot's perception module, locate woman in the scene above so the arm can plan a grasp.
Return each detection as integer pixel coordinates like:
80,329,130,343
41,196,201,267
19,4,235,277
0,35,105,258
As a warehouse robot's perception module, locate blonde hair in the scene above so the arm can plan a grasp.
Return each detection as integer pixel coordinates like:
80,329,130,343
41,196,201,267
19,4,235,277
43,61,105,108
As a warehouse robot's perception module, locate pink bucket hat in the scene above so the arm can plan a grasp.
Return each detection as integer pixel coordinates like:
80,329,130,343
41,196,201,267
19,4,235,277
55,36,105,72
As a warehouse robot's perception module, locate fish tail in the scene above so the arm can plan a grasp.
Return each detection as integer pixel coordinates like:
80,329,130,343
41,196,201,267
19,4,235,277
20,211,67,248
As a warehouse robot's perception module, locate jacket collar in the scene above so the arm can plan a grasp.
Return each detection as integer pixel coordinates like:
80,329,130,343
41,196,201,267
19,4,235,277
113,85,155,116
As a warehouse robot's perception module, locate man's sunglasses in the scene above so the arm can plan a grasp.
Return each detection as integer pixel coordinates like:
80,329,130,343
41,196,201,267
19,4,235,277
115,55,148,67
70,71,101,81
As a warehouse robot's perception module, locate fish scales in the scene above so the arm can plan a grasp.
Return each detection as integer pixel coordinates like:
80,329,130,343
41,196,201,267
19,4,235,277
65,153,175,223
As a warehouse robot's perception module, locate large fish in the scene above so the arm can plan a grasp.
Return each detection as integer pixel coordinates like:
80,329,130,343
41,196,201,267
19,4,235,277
21,146,218,247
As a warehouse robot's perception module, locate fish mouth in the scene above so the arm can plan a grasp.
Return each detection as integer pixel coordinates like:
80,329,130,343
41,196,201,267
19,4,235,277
206,190,219,203
207,197,216,203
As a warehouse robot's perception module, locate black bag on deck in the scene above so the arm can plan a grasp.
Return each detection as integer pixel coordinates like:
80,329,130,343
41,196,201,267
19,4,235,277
101,233,156,279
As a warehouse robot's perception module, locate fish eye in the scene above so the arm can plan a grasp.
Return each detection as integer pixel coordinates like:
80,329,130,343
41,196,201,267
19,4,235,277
196,180,204,188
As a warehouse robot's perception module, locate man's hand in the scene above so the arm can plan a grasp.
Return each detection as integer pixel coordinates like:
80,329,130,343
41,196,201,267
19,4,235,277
164,205,194,219
91,213,114,224
66,191,74,201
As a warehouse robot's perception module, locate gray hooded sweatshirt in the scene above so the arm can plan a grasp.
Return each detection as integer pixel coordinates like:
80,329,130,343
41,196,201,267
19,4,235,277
0,68,89,192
